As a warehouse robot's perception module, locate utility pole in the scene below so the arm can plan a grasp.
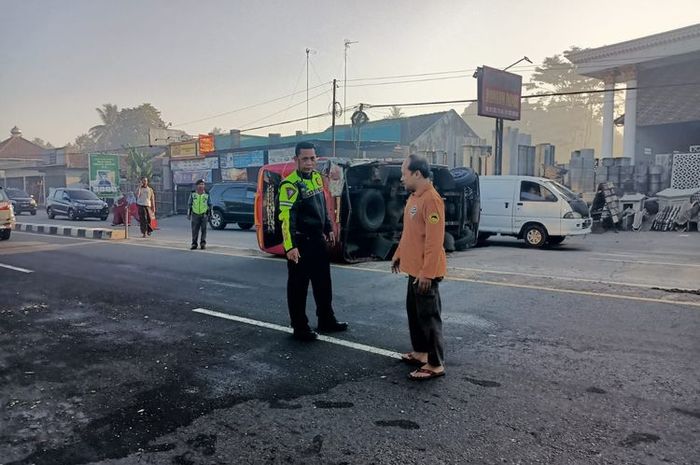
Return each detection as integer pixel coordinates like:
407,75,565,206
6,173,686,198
306,48,311,133
343,39,358,124
331,79,337,157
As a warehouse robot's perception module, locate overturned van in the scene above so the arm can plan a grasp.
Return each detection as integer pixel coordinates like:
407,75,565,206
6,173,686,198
255,158,480,263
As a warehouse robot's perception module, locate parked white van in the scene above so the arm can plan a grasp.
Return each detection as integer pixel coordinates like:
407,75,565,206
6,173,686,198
478,176,591,248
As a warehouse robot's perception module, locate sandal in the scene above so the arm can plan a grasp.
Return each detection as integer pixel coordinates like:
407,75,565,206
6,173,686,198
408,367,446,381
401,353,426,367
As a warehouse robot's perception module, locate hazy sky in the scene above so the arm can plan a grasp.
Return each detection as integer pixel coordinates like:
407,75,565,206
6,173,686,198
1,0,699,145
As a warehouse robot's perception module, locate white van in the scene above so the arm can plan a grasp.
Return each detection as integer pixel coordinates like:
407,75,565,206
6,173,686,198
478,176,592,247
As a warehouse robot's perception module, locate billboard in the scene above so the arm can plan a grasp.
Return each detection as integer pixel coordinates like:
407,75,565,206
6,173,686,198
170,140,198,158
199,134,216,154
171,157,219,171
220,150,266,169
477,66,522,121
88,153,120,197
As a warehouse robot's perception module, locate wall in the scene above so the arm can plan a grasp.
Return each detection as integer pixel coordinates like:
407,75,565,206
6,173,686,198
411,113,477,168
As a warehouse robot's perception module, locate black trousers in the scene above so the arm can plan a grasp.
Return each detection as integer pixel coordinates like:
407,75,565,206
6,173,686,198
286,234,335,330
191,214,208,246
138,206,153,235
406,276,444,367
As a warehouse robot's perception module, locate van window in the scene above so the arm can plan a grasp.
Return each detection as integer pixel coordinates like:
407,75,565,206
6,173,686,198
520,181,557,202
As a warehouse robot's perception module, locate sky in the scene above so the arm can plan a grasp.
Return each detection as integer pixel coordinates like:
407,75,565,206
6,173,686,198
1,0,699,146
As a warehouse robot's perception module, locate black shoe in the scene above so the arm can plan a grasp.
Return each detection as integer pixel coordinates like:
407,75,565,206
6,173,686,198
292,329,318,341
317,320,348,333
200,244,206,250
190,244,198,250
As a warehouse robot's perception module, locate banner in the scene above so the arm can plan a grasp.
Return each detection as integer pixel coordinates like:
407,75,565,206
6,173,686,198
173,170,213,185
220,150,265,168
221,168,248,181
171,157,219,171
88,153,120,197
170,140,198,158
199,134,216,154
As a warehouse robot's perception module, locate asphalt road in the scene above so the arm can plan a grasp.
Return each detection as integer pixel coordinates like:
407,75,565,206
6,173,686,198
1,232,698,464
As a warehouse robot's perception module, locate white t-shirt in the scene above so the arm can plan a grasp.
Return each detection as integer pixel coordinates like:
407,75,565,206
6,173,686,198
136,187,153,207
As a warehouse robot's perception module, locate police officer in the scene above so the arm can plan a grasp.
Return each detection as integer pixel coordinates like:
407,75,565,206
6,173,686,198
278,141,348,341
187,179,211,250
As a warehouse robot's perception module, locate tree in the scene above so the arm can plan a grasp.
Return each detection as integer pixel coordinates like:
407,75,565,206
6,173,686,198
31,138,54,149
462,47,623,162
383,106,405,120
126,146,156,182
210,127,224,135
72,134,97,152
88,103,166,150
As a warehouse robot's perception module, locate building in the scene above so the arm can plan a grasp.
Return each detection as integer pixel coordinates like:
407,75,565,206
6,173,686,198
567,23,700,163
0,126,47,201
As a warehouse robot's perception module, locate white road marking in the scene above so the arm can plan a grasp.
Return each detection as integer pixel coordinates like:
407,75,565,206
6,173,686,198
0,263,33,273
592,258,700,268
448,266,697,292
192,308,402,359
200,278,254,290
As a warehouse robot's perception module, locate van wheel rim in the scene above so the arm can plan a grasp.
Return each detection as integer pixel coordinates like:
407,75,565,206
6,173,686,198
211,214,221,227
527,229,542,244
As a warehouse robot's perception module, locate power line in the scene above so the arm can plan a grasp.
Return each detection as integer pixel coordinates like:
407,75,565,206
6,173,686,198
361,81,700,109
173,81,330,127
240,88,332,129
240,110,332,133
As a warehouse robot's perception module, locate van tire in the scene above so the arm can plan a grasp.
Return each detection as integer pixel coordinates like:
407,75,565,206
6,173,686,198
354,189,385,231
548,236,565,245
523,224,547,248
477,232,491,245
0,229,10,241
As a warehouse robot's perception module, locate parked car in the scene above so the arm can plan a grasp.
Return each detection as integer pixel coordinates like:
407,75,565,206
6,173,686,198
0,187,16,240
5,188,37,215
208,182,256,230
46,188,109,221
255,159,480,262
478,175,591,248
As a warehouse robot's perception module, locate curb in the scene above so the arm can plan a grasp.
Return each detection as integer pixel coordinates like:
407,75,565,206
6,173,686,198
14,223,126,240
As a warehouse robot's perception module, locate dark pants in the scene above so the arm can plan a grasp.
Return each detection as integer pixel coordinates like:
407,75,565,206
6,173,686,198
287,234,335,331
406,276,444,367
191,214,208,246
138,206,153,235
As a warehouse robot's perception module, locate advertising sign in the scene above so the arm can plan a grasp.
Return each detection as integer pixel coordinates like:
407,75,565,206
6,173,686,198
170,140,198,158
171,157,219,171
198,134,216,154
220,150,265,169
477,66,522,121
88,153,120,197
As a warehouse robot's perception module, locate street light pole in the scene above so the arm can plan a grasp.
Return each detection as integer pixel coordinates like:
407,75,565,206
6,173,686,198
343,39,358,124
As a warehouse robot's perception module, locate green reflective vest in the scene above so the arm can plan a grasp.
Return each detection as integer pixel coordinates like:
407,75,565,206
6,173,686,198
191,193,209,215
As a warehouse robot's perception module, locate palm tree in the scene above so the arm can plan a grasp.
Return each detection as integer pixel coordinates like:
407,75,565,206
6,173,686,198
126,146,155,182
89,104,121,149
383,106,405,120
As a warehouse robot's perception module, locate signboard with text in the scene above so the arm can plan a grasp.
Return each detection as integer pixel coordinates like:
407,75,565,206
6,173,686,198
220,150,265,169
198,134,216,154
477,66,522,121
170,140,198,158
171,157,219,171
88,153,120,198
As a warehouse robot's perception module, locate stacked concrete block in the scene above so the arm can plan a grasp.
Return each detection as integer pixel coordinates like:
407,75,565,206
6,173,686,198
569,149,596,194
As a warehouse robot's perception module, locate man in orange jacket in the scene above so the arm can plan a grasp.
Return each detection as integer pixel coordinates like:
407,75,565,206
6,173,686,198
392,154,447,381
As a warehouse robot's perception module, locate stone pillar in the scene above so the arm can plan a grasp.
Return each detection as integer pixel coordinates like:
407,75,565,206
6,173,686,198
623,79,638,164
601,79,615,158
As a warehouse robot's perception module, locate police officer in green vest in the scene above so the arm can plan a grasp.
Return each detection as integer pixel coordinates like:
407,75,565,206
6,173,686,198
278,141,348,341
187,179,212,250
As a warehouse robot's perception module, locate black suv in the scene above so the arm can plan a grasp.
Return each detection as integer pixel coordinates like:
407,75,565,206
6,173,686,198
208,182,256,230
46,188,109,221
6,188,37,215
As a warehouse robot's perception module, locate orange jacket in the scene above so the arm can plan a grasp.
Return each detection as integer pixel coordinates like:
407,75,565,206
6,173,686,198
393,182,447,279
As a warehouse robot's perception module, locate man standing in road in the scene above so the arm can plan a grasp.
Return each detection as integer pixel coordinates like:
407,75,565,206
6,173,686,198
278,141,348,341
136,177,155,238
392,154,447,380
187,179,211,250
